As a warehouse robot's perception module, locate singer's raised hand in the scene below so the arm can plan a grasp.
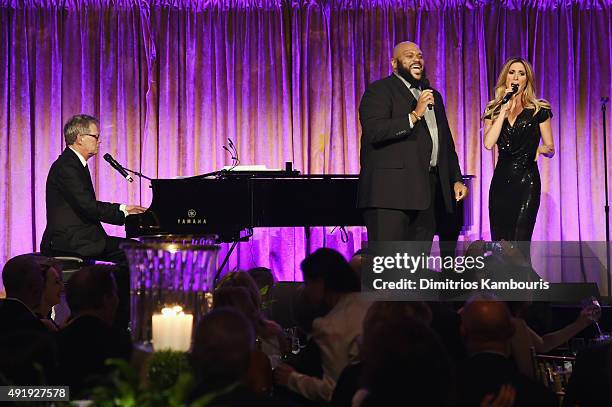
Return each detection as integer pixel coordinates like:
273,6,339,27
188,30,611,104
501,83,520,106
415,89,434,117
126,205,147,215
500,87,515,107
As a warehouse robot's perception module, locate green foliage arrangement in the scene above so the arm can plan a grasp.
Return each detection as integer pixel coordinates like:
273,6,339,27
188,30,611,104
83,352,232,407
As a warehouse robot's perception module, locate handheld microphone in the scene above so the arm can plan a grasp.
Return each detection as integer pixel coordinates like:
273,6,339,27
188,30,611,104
501,83,520,105
103,153,133,182
421,79,434,110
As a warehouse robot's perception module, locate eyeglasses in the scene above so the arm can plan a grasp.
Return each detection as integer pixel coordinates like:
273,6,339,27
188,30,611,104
82,133,100,141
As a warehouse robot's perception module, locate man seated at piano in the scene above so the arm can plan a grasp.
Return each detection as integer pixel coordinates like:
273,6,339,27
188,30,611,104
41,114,146,262
40,114,146,326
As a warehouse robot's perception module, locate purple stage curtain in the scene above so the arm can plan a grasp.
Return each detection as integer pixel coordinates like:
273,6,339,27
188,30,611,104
1,0,611,284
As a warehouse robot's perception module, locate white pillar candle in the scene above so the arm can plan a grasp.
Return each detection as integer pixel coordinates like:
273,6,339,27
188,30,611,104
152,305,193,351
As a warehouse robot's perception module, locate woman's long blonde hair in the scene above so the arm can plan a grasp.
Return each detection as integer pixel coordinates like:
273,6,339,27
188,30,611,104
483,57,551,121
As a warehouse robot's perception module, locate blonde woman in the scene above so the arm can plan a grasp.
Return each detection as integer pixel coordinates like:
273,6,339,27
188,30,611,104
483,58,555,244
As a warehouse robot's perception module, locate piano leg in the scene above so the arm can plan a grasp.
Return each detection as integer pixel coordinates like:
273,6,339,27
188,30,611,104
214,240,239,287
305,226,311,255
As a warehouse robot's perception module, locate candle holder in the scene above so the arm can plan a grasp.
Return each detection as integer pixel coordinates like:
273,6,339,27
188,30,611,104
121,236,219,347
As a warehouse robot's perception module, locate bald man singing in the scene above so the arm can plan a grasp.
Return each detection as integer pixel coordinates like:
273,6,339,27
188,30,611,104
358,41,467,250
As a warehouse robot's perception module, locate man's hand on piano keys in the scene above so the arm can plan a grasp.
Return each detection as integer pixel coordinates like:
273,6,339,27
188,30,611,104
125,205,147,215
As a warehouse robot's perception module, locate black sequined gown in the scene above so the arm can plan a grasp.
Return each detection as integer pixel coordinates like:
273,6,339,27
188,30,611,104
489,108,552,242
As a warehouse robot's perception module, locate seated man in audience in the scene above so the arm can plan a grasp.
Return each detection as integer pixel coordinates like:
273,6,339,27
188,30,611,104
563,341,612,407
332,301,434,407
189,307,286,406
0,254,47,334
57,265,132,396
355,311,453,407
457,298,558,407
274,248,370,402
0,255,58,384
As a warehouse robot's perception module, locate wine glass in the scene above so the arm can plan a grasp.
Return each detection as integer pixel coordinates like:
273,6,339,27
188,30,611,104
581,296,610,343
284,327,300,355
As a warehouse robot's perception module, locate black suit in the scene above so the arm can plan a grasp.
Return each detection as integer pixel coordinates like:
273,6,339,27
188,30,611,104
457,352,558,407
0,298,47,335
358,74,463,243
41,148,126,261
0,299,58,385
563,344,612,407
57,315,132,397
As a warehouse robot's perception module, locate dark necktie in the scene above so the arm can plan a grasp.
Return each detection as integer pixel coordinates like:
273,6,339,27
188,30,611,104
84,164,95,193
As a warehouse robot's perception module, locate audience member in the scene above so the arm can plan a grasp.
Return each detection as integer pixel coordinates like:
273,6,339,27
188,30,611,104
189,308,287,406
464,240,542,283
509,301,594,380
273,287,327,406
32,257,64,331
428,301,467,363
356,312,453,406
563,341,612,407
0,255,47,335
284,287,325,378
0,255,58,385
0,330,59,385
332,301,434,407
348,249,369,282
248,266,275,292
248,266,275,318
216,271,288,357
457,298,558,406
57,265,132,397
274,248,370,402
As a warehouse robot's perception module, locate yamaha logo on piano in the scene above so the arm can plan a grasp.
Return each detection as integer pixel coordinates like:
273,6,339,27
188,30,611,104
177,209,207,225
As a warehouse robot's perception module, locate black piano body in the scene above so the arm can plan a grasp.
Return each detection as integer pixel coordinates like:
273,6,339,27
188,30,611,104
126,172,474,242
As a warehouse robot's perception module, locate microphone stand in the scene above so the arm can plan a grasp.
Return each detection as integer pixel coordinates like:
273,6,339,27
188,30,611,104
122,166,153,181
195,141,240,179
602,97,611,297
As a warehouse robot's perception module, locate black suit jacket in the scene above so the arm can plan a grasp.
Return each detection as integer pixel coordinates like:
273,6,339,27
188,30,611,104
41,148,125,257
457,352,558,407
563,344,612,407
57,315,132,396
0,298,47,335
358,74,463,212
0,299,59,385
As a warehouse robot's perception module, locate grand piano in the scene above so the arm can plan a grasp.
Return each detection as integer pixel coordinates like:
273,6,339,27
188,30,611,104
126,171,474,242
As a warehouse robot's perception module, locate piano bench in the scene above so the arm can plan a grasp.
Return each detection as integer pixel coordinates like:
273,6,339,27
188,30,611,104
51,256,96,282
